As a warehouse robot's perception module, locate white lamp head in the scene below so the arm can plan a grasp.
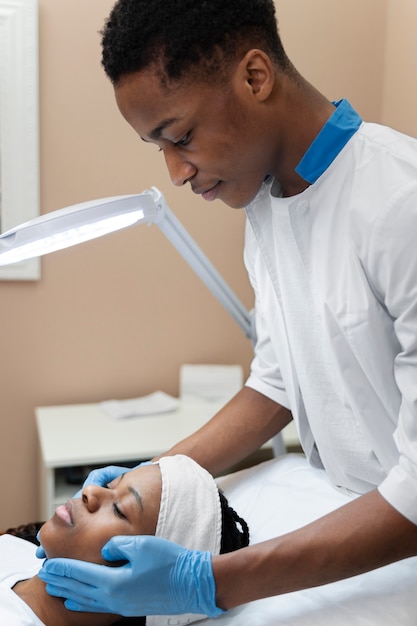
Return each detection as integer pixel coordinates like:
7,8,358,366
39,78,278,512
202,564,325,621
0,188,162,267
0,186,254,340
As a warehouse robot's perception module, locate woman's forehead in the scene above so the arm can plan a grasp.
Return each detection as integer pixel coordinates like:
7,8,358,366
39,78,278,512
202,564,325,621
124,463,162,488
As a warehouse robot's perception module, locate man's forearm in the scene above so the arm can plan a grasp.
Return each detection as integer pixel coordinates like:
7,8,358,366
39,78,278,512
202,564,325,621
213,488,417,609
154,386,292,475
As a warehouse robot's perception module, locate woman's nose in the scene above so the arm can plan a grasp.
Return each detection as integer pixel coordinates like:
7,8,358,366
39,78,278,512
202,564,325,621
163,146,196,186
82,484,108,513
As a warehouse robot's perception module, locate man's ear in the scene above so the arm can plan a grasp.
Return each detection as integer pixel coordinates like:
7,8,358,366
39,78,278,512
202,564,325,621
235,49,275,102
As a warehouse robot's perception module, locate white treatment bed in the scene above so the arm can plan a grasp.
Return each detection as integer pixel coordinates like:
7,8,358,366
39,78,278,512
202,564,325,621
208,454,417,626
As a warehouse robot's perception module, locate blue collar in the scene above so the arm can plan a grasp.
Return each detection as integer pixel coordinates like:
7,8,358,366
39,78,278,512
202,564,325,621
295,99,362,184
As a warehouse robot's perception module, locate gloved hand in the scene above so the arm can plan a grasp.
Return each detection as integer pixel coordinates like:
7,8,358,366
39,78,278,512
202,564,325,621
36,530,46,560
73,461,152,498
38,535,224,618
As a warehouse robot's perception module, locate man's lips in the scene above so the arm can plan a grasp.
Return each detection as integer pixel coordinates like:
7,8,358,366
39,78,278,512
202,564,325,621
194,182,221,202
55,501,74,525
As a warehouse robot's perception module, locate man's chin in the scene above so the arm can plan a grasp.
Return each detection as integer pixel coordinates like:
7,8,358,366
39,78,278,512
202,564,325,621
228,180,266,209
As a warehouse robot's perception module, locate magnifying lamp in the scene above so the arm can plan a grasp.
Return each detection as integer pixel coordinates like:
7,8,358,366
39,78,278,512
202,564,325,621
0,187,255,341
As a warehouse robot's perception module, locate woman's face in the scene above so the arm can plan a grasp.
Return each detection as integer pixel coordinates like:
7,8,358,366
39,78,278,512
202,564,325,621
40,464,162,563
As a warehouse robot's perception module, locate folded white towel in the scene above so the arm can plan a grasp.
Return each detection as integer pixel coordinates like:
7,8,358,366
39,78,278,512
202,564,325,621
100,391,179,420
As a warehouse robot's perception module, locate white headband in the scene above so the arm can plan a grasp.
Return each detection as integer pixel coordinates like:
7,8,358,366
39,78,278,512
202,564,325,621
148,454,222,626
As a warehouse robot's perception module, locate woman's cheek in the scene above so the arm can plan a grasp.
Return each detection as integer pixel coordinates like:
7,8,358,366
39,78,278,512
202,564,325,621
39,520,104,563
72,522,123,564
38,521,71,559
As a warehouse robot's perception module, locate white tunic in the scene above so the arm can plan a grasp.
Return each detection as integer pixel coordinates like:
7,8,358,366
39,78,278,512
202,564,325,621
245,119,417,522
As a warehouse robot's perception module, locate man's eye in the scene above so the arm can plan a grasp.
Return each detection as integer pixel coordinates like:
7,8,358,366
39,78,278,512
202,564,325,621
113,503,127,520
175,132,191,147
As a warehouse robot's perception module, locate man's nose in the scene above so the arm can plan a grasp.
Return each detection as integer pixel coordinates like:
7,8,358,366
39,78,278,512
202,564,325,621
163,146,196,186
82,484,107,513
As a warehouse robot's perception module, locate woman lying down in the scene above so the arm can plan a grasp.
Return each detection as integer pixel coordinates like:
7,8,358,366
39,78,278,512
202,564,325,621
0,455,249,626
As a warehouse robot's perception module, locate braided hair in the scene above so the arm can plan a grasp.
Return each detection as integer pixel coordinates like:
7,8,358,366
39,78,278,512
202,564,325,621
219,490,250,553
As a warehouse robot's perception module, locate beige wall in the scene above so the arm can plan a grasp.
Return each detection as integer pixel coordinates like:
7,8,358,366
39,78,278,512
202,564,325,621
0,0,412,527
278,0,387,122
382,0,417,137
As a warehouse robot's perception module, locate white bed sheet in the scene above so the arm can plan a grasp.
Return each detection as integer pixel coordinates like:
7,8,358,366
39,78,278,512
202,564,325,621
202,454,417,626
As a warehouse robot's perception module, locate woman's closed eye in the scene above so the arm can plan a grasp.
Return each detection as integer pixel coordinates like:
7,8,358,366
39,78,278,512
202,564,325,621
113,502,127,520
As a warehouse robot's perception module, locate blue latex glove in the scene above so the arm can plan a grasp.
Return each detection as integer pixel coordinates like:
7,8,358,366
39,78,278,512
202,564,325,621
73,461,152,498
38,535,224,618
36,530,46,560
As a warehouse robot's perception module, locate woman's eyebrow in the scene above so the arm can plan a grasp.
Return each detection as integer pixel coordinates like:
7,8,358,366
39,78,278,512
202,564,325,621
118,473,144,512
129,486,144,513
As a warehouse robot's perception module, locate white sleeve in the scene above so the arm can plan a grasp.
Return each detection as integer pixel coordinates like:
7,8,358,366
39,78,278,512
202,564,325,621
243,219,290,409
366,180,417,523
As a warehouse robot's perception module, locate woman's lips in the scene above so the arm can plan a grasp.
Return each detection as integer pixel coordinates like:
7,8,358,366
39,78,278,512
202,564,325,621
55,502,73,526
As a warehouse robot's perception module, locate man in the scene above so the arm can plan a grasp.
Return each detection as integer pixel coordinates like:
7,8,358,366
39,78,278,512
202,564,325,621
39,0,417,619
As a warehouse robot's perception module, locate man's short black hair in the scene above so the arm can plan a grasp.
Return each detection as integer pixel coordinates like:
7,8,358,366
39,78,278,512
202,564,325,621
101,0,291,86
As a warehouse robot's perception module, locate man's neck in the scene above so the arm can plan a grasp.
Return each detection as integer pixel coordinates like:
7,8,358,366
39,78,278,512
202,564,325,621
14,576,117,626
269,73,335,197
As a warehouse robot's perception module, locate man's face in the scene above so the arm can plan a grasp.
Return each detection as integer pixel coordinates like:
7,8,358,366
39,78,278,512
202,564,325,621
114,67,274,209
39,464,162,564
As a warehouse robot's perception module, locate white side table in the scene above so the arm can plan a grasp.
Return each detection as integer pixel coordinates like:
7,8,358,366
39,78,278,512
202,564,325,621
35,398,299,519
